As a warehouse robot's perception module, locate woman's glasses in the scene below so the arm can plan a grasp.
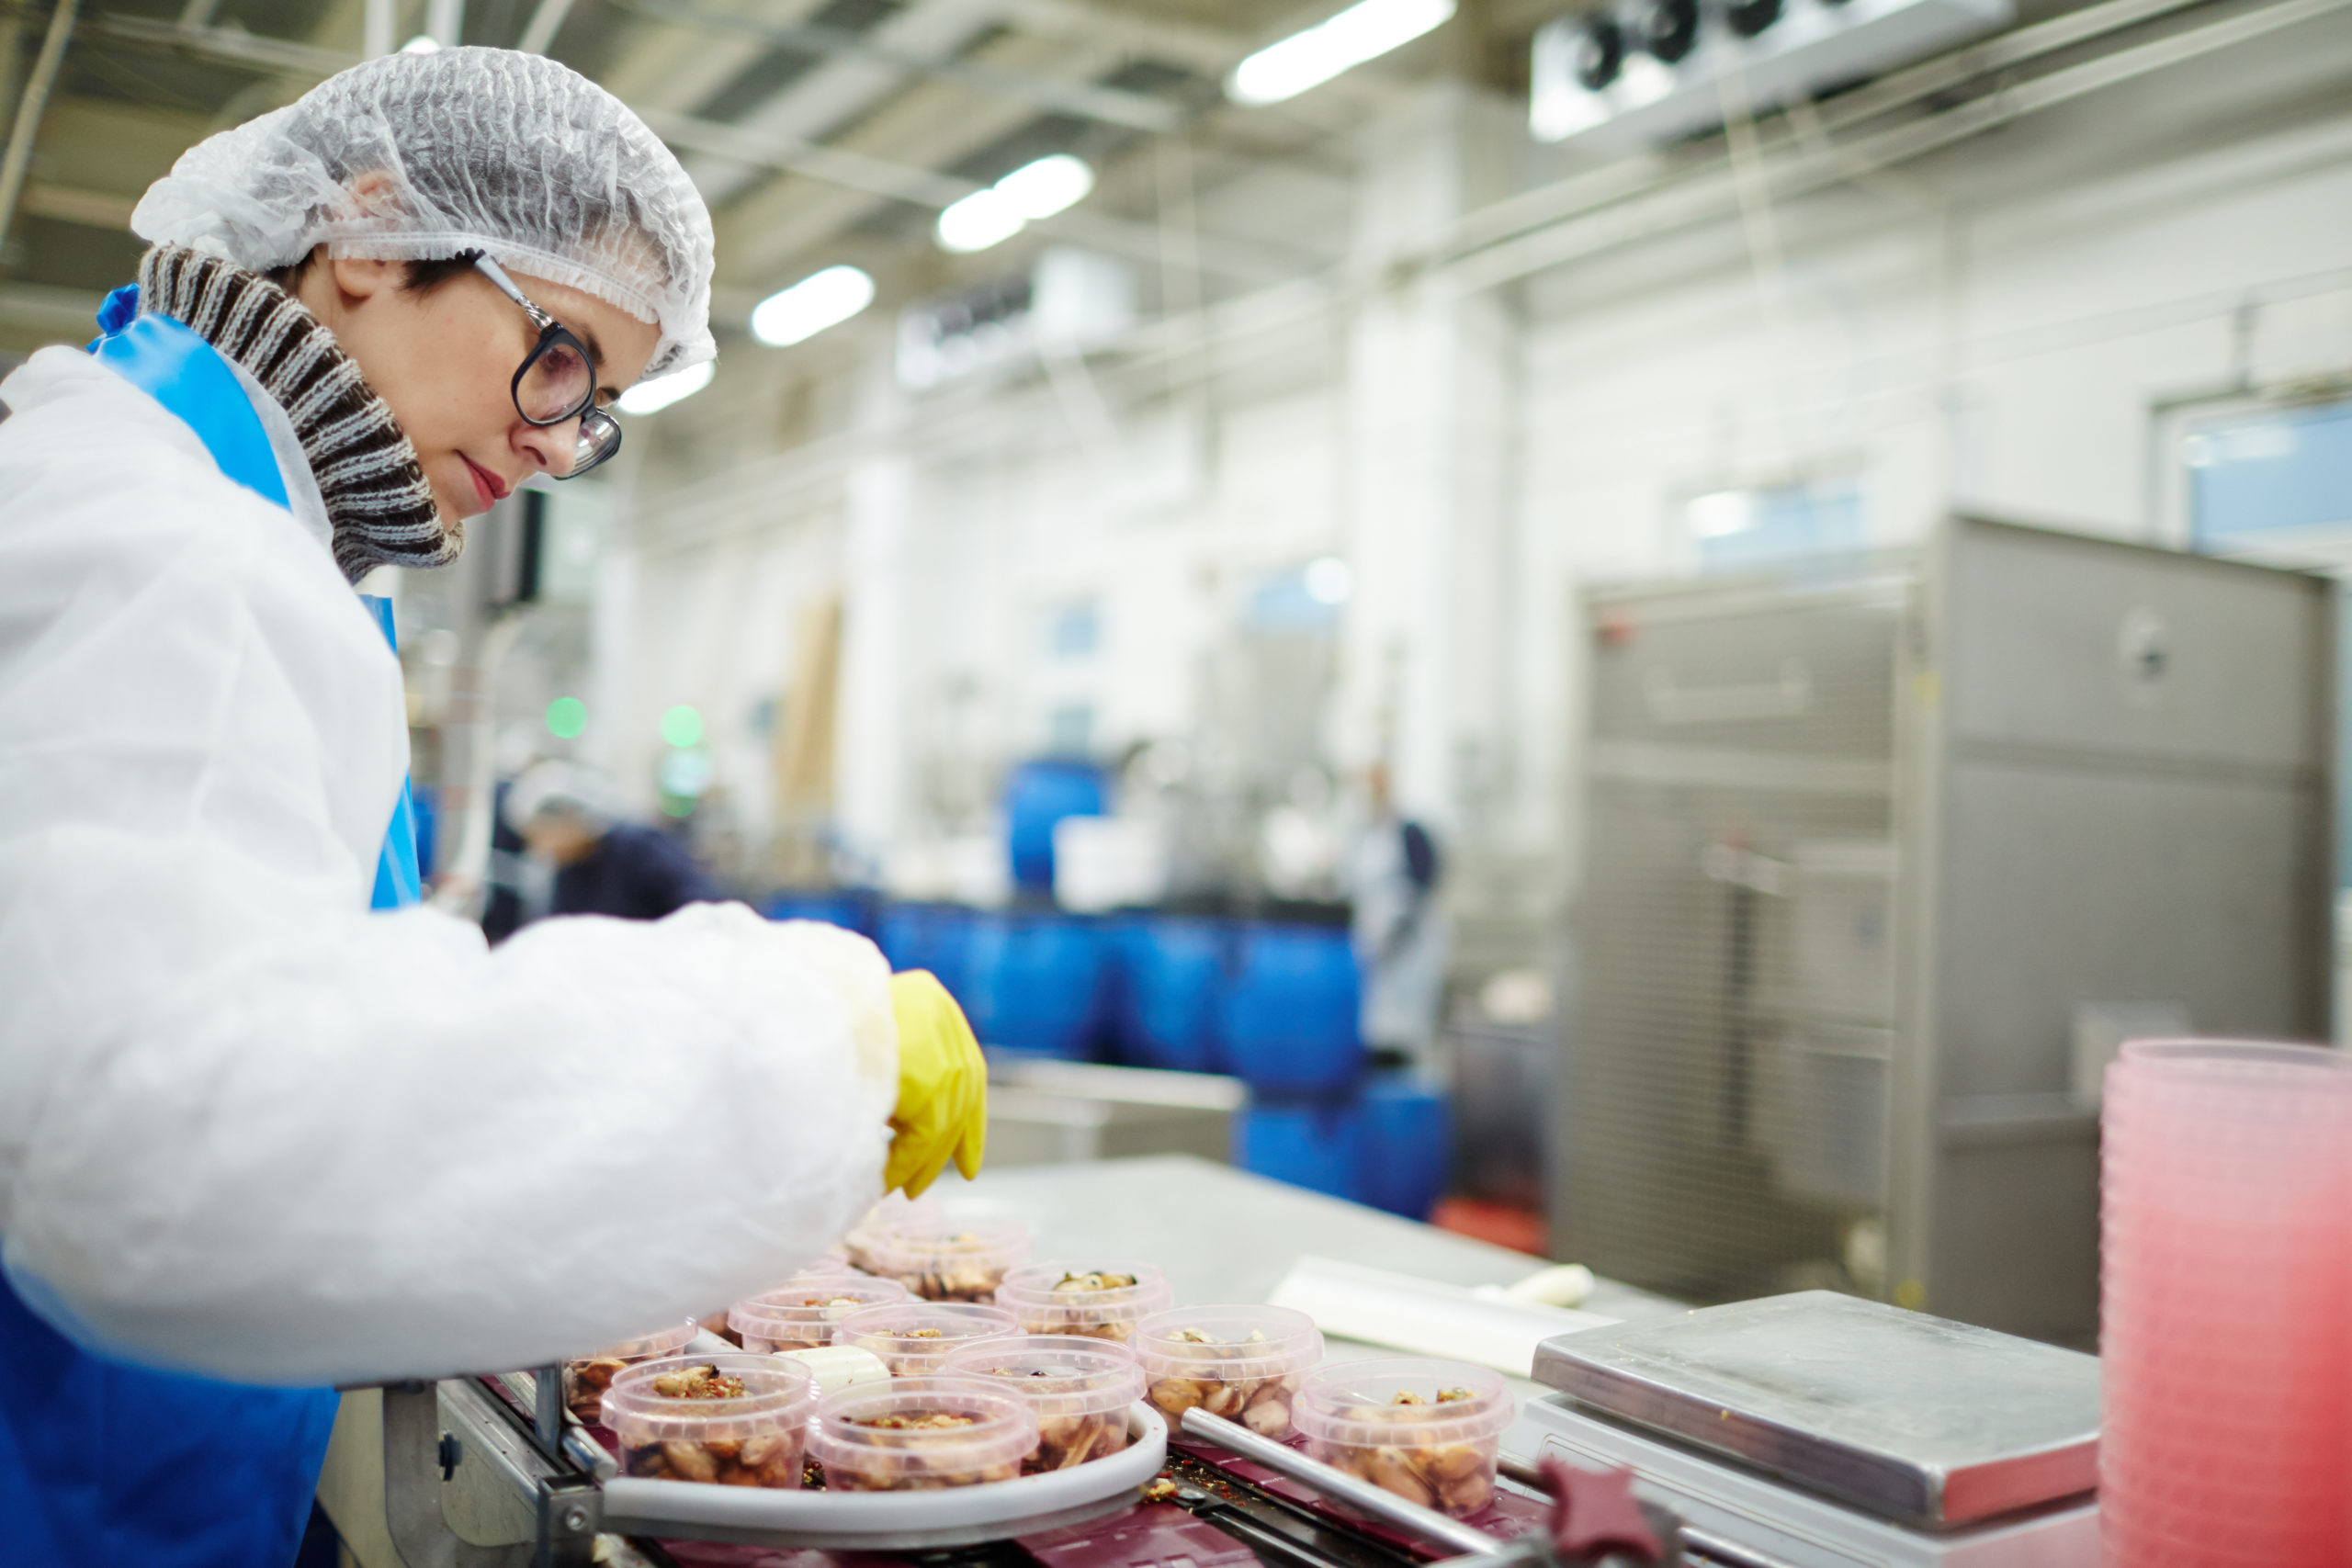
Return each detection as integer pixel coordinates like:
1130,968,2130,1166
466,252,622,479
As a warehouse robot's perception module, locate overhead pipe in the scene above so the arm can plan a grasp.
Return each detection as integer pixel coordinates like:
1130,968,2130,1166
0,0,78,258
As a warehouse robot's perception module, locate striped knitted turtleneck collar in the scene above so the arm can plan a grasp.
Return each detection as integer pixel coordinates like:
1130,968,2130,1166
136,243,454,584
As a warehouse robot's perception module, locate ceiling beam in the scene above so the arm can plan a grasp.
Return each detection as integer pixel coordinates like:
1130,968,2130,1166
598,0,830,115
996,0,1249,74
20,180,133,227
620,0,1186,132
81,11,358,77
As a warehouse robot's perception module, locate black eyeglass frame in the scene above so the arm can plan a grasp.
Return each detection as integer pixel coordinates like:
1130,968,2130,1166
463,250,623,479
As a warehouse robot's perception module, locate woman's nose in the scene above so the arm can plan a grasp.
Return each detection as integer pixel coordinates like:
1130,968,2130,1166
515,416,577,479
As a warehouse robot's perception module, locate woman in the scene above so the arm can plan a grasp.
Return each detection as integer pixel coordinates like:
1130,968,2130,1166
0,47,985,1567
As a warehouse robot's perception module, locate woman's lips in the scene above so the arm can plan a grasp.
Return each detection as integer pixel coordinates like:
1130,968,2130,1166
461,457,509,510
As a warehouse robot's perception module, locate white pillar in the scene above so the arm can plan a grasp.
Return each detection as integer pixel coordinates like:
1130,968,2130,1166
834,359,913,874
1335,85,1522,837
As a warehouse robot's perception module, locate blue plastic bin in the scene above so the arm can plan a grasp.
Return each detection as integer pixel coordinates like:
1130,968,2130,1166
1220,923,1364,1093
962,910,1106,1059
1113,916,1229,1073
1238,1098,1366,1201
760,888,875,935
876,903,978,1002
1358,1074,1452,1220
1002,760,1107,894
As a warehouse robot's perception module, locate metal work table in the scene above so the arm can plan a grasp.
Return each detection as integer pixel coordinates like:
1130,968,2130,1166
955,1156,1678,1325
318,1156,1675,1566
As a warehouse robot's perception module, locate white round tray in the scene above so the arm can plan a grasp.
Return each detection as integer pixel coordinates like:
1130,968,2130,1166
596,1401,1169,1550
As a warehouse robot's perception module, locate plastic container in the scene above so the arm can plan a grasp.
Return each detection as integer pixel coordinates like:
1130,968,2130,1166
601,1352,819,1488
1114,917,1228,1071
1134,1304,1324,1440
993,1260,1174,1345
837,1302,1021,1376
1238,1098,1366,1201
858,1215,1034,1302
962,911,1107,1059
730,1276,911,1353
1003,760,1107,893
2101,1039,2352,1566
940,1335,1146,1472
562,1321,699,1423
1220,923,1363,1093
1292,1358,1513,1517
876,904,978,1002
806,1375,1040,1491
840,1191,940,1275
760,888,876,935
1359,1074,1452,1220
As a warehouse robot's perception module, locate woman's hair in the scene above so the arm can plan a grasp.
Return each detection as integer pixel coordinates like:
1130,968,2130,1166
266,251,476,297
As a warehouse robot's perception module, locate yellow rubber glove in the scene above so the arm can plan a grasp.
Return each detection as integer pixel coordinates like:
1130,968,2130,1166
885,970,989,1198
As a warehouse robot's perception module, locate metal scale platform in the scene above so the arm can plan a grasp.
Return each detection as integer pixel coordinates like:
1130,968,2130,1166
1514,1292,2102,1567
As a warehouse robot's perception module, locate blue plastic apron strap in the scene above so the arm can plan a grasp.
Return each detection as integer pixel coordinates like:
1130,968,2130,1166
87,285,423,911
360,593,425,910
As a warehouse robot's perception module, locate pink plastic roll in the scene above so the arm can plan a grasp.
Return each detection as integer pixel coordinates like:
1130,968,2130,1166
2101,1039,2352,1567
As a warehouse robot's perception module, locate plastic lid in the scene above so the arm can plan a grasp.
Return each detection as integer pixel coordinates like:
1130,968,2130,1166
841,1193,940,1262
994,1261,1173,1335
582,1321,699,1362
1292,1358,1514,1449
1133,1305,1323,1381
858,1216,1033,1280
730,1277,911,1345
2118,1038,2352,1078
837,1302,1021,1372
939,1334,1146,1419
600,1352,818,1437
806,1375,1040,1478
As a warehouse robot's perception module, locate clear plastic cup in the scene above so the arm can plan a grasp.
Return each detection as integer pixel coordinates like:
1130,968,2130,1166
858,1216,1033,1302
729,1276,911,1354
836,1301,1020,1376
1134,1304,1324,1440
2103,1040,2352,1564
806,1375,1040,1491
993,1260,1174,1345
941,1334,1147,1472
1293,1358,1514,1517
600,1352,818,1488
562,1321,699,1423
841,1192,939,1274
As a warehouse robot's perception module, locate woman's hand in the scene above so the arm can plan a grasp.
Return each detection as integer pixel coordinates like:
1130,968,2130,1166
885,970,988,1197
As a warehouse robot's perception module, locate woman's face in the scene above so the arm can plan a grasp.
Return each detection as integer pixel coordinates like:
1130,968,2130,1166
295,253,663,524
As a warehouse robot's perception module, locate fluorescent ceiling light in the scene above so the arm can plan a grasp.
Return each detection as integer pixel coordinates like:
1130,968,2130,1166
936,154,1096,254
1227,0,1455,107
1304,557,1353,604
937,189,1026,254
616,360,712,416
995,154,1094,220
1687,491,1756,539
749,264,876,347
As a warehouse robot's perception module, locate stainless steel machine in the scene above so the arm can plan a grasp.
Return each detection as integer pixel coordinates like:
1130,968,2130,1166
1557,516,2333,1342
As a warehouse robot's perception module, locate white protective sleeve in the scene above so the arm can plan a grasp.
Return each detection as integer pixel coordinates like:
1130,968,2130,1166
0,348,899,1387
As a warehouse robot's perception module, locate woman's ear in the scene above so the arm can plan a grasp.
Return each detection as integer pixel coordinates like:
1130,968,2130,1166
321,170,410,305
325,254,404,304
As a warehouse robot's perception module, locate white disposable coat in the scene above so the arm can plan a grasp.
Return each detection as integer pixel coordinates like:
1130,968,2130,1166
0,346,898,1387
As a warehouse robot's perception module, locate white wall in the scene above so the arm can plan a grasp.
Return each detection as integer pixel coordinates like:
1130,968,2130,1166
609,8,2352,900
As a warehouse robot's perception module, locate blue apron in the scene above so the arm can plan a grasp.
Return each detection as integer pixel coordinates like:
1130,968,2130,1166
0,285,425,1566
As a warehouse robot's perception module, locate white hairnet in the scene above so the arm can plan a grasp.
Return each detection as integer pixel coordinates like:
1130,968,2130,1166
506,760,625,833
130,47,715,379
